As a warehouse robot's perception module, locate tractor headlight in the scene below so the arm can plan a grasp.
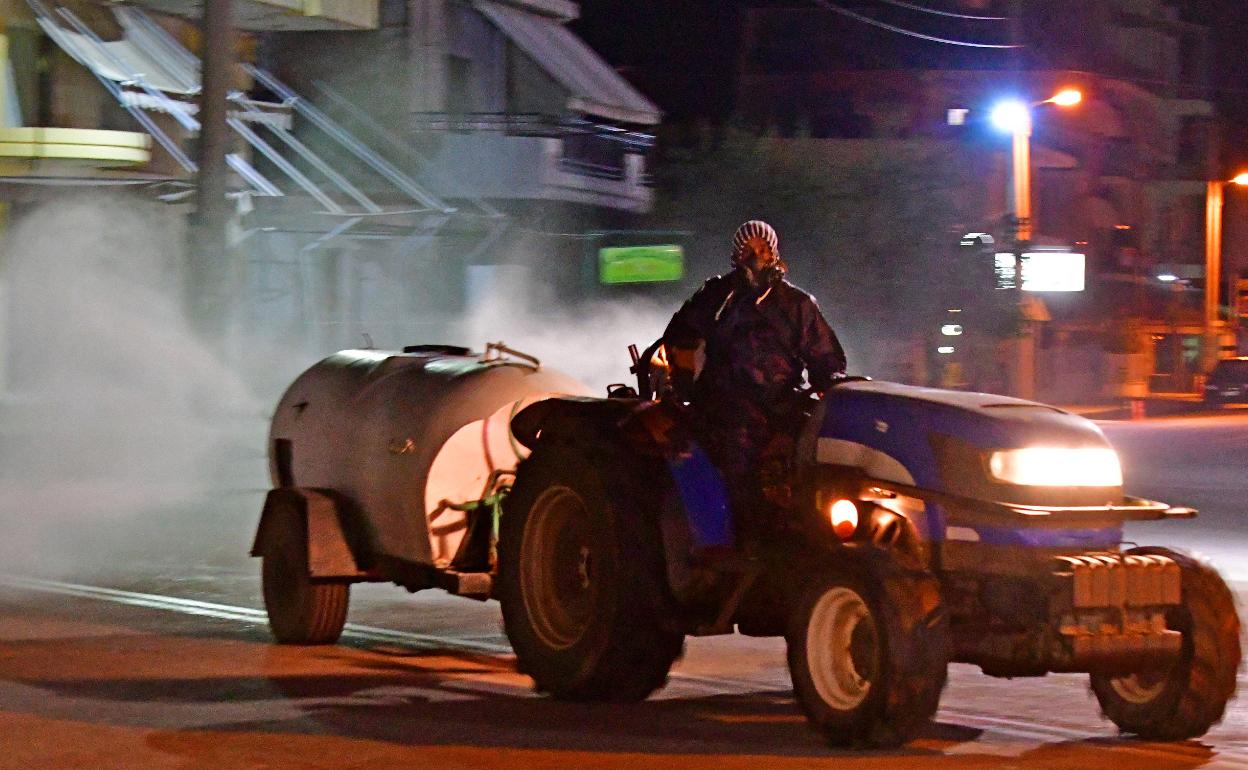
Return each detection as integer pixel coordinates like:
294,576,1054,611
988,447,1123,487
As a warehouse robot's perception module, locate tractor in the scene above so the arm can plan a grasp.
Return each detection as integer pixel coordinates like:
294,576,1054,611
255,342,1240,747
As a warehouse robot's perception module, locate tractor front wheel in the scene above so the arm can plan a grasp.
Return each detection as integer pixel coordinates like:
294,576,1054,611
787,566,949,748
1091,547,1240,740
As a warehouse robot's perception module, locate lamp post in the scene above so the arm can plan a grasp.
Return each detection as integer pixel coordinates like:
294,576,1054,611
990,89,1083,251
1203,172,1248,373
190,0,235,347
989,88,1082,398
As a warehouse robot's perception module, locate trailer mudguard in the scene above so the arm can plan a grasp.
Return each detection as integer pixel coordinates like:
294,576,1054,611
251,488,366,579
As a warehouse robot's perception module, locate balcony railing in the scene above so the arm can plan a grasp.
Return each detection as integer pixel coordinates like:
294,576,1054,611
423,131,653,212
123,0,378,30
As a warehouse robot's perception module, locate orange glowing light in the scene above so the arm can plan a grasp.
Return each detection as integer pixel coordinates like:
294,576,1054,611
830,499,859,540
1049,89,1083,107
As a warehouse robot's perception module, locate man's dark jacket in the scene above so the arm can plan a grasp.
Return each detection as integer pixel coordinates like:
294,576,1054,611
662,270,847,405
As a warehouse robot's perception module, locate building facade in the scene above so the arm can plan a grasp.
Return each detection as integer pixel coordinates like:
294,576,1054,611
731,0,1224,400
0,0,659,395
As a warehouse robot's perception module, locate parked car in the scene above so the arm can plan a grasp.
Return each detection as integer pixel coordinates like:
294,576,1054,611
1204,357,1248,406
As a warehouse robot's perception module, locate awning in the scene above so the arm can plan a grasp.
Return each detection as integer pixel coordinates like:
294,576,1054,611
125,0,379,32
37,18,198,95
473,0,661,126
1080,101,1127,138
1033,143,1078,170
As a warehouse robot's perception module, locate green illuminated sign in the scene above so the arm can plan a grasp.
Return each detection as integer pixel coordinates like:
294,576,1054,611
598,244,684,285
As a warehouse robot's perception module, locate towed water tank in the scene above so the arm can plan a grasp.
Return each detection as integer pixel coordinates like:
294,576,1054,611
269,344,590,568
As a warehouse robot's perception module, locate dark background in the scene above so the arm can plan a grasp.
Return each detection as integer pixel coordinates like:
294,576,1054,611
572,0,1248,170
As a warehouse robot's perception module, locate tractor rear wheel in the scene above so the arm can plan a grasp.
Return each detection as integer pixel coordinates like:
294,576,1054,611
1090,547,1240,740
787,565,949,748
499,445,684,701
261,509,350,645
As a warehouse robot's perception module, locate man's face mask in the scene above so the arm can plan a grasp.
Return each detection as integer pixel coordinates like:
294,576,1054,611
735,237,782,286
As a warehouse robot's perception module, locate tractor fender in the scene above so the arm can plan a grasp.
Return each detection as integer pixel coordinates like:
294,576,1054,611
856,501,931,572
251,488,366,579
511,396,636,450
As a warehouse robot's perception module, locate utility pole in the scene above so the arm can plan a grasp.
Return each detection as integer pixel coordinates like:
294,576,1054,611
1009,0,1025,75
1008,0,1036,399
1204,180,1225,373
189,0,235,347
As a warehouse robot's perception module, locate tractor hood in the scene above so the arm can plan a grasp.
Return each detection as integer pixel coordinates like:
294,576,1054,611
817,381,1121,508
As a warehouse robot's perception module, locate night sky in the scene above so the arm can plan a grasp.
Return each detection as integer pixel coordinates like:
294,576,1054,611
573,0,1248,170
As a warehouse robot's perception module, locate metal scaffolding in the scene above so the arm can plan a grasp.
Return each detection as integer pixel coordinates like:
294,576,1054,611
26,1,507,353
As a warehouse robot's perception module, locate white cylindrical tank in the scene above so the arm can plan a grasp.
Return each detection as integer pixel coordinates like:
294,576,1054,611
269,345,589,568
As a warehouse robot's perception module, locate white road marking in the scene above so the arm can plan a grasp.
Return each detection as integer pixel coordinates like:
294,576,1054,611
0,574,509,654
3,572,1248,766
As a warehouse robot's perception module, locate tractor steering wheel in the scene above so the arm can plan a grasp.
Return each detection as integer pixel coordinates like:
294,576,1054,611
631,338,669,401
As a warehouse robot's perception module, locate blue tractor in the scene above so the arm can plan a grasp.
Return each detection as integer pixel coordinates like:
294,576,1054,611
497,341,1241,747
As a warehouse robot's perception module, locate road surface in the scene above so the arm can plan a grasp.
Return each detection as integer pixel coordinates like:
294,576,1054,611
1,411,1247,768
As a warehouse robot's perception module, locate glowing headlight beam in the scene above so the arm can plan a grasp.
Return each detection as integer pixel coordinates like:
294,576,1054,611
988,447,1123,487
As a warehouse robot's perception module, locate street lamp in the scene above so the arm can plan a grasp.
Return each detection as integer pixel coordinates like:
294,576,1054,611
1047,89,1083,108
1203,172,1248,372
990,88,1082,398
991,88,1083,244
990,100,1031,136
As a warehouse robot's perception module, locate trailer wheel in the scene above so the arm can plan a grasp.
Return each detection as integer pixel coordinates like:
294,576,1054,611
499,446,684,701
261,511,349,645
1091,547,1240,740
787,566,949,748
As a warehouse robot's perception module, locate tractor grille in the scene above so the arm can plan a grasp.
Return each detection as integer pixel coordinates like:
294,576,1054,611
1053,553,1181,609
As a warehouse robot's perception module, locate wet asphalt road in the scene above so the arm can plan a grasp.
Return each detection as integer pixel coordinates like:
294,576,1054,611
1,411,1247,768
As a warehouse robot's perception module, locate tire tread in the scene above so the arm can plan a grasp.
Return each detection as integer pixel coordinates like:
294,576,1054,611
499,444,684,702
1091,547,1240,740
788,565,949,748
261,508,350,646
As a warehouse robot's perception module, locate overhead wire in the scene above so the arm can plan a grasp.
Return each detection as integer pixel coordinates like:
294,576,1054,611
810,0,1019,48
872,0,1009,21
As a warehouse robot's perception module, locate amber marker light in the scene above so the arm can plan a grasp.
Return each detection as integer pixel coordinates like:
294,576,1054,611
829,499,859,540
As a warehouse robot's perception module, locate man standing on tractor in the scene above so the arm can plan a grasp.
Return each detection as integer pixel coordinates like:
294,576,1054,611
662,220,847,546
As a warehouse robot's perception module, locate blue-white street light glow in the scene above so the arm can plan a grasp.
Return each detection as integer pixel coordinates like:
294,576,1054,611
990,100,1031,133
1157,273,1179,283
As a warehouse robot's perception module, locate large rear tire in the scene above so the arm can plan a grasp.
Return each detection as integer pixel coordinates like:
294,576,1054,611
498,445,684,701
1090,547,1240,740
261,510,349,645
787,566,949,748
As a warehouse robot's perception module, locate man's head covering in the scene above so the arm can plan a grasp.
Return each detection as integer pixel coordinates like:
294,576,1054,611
731,220,785,288
732,220,779,260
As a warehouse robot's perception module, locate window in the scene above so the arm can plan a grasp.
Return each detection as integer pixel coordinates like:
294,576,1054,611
1176,116,1208,176
560,132,629,180
1179,33,1203,85
447,55,474,116
1103,138,1134,178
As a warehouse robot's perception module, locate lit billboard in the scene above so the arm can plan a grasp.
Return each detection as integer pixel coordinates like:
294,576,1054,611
994,251,1086,292
598,244,685,285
